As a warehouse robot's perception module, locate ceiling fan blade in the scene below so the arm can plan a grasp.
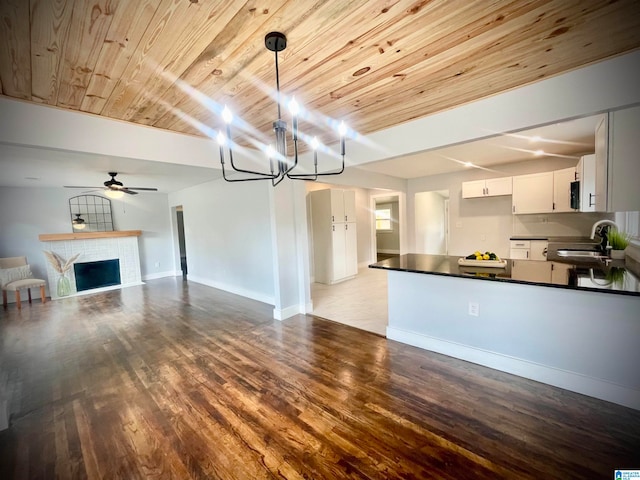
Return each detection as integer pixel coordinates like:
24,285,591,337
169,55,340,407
64,185,102,189
127,187,158,191
121,188,138,195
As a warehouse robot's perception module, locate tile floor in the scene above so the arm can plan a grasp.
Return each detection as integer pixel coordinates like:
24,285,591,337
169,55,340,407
310,265,388,336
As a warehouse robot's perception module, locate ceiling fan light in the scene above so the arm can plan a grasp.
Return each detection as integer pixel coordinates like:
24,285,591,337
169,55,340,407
105,188,124,199
73,222,86,230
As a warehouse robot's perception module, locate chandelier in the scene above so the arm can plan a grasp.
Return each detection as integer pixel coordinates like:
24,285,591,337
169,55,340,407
217,32,347,186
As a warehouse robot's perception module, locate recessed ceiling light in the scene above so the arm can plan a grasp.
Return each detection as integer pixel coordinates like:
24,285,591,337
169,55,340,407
534,149,545,156
464,161,474,167
530,135,541,143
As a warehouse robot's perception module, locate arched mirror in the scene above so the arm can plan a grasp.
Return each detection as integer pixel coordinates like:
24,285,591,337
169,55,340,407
69,195,114,232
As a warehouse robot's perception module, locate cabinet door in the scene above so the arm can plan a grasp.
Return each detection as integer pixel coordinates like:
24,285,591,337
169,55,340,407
486,177,512,196
343,190,357,222
344,222,358,277
330,189,345,223
510,248,529,260
511,260,552,283
553,167,576,212
608,105,640,212
331,223,346,281
530,240,548,261
512,172,554,214
550,263,573,285
579,154,596,212
594,115,608,212
462,180,486,198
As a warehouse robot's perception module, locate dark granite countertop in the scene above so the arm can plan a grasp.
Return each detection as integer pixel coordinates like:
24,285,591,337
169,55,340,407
369,253,640,297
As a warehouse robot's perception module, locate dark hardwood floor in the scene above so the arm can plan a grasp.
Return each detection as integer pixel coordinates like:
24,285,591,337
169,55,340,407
1,277,639,479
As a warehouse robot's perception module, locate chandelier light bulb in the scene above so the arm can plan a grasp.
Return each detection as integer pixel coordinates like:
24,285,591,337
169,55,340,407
311,137,319,150
288,97,300,116
338,121,347,137
266,144,276,158
217,131,226,145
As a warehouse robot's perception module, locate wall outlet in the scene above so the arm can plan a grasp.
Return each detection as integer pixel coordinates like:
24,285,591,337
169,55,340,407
468,302,479,316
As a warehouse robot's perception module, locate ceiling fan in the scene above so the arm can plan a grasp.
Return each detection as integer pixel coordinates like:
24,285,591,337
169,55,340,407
64,172,158,197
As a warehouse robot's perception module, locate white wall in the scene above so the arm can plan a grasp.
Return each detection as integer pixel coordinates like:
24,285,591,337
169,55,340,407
168,178,275,304
0,186,174,298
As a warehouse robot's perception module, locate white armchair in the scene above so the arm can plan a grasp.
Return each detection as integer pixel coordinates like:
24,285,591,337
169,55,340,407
0,256,47,309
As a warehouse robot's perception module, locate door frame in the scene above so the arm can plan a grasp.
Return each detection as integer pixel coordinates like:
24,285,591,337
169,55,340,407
370,191,406,263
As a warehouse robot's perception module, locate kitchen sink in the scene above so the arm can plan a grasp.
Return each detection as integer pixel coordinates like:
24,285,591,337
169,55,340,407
555,249,607,259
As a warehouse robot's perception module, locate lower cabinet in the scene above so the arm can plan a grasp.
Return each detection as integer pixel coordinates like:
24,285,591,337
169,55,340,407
511,260,572,285
509,240,547,260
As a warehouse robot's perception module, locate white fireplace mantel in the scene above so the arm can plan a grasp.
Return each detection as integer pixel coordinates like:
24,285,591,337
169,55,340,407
39,230,143,299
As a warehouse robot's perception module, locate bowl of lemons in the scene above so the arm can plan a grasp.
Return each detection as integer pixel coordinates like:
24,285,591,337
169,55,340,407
458,251,506,267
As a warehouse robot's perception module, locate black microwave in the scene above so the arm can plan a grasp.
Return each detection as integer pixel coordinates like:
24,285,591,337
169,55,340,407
570,180,580,210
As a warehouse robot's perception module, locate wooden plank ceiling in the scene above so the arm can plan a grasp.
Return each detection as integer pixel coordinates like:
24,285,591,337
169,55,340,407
1,0,639,150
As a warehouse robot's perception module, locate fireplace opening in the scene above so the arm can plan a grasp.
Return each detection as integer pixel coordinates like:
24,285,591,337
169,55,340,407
74,259,121,292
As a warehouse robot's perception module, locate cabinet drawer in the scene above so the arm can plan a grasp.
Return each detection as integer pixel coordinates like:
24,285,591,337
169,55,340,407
510,240,531,249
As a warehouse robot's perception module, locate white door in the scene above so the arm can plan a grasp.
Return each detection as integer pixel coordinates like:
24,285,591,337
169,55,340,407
344,222,358,277
331,223,346,281
330,189,345,224
343,190,356,223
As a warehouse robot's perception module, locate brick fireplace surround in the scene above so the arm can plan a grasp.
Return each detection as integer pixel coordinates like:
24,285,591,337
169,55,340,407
39,230,142,300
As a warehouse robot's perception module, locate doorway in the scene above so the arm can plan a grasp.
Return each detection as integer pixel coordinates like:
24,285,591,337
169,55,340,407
414,190,450,254
175,206,187,278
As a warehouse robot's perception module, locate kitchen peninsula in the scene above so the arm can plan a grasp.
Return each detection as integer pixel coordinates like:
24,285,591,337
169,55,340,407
370,254,640,410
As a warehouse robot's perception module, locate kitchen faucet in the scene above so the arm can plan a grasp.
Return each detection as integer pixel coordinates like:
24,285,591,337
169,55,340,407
590,219,619,252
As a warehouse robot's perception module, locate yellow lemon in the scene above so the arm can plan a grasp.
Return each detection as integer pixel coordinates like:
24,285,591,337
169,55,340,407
483,254,490,260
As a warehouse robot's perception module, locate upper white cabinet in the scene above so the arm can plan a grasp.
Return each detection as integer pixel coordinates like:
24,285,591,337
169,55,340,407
326,188,356,223
607,105,640,212
512,172,554,214
511,167,577,214
462,177,512,198
577,154,596,212
594,114,608,212
552,167,577,213
593,106,640,212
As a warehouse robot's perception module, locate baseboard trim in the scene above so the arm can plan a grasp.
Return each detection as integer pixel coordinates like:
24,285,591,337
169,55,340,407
273,304,302,321
377,249,400,254
187,275,274,306
386,326,640,410
142,271,175,281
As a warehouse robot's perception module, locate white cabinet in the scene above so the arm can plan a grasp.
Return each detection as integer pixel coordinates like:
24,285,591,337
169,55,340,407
552,167,577,213
462,177,512,198
512,172,554,214
509,240,547,260
577,154,596,212
607,105,640,212
594,114,608,212
550,263,573,285
309,189,358,285
511,260,552,283
592,107,640,212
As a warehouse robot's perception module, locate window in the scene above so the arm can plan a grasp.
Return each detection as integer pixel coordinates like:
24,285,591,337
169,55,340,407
375,208,392,231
